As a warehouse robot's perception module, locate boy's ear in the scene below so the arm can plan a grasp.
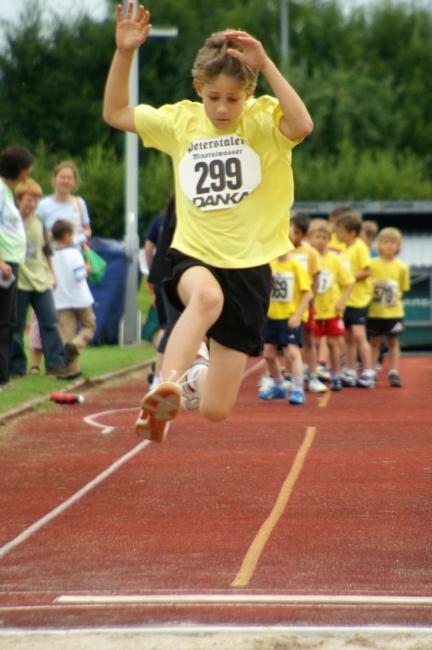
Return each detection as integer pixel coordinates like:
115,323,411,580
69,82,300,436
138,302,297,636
193,80,203,97
246,83,256,98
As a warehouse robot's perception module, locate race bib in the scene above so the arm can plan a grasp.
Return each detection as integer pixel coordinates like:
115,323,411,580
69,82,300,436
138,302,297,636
179,135,261,211
372,280,398,306
271,272,294,303
317,269,333,294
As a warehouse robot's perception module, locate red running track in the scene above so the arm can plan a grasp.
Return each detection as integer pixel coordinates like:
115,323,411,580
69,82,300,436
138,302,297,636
0,356,431,628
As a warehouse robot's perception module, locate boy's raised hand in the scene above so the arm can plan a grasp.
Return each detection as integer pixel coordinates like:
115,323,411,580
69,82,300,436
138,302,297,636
116,3,152,51
223,30,267,71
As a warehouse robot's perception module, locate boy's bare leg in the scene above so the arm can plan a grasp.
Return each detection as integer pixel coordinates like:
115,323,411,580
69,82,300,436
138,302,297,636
387,336,400,373
161,266,224,382
263,344,283,381
200,339,247,421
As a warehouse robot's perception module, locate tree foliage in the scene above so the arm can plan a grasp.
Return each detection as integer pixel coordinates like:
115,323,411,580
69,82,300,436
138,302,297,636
0,0,431,238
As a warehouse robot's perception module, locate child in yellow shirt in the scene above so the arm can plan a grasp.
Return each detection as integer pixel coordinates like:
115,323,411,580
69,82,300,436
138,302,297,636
336,210,375,388
367,227,410,387
259,252,312,405
289,212,327,393
308,219,354,391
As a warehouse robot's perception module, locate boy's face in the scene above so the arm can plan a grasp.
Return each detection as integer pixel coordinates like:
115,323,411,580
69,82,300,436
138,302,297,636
335,224,354,244
309,230,329,254
18,192,40,218
289,223,304,247
194,74,250,130
379,238,399,259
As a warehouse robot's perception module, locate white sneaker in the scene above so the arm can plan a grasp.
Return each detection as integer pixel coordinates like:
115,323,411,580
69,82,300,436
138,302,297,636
308,377,328,393
258,373,273,390
181,359,208,410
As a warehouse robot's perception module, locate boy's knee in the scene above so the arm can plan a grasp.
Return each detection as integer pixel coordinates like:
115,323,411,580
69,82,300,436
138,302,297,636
192,286,223,317
200,402,231,422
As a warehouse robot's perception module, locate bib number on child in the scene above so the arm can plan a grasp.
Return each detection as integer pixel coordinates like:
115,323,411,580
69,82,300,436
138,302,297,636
179,135,261,211
317,269,333,294
271,272,294,303
372,280,398,306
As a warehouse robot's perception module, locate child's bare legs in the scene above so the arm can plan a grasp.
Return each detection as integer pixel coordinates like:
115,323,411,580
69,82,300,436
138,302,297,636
370,334,382,369
161,266,223,384
327,335,341,373
263,343,283,381
345,324,372,372
160,267,248,421
386,335,400,374
200,339,247,420
303,328,317,374
285,344,303,383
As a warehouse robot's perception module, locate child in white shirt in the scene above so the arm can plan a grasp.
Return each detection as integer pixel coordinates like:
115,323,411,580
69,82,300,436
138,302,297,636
51,219,96,374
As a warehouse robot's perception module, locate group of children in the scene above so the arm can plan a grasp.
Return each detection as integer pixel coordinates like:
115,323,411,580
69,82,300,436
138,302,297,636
259,206,410,404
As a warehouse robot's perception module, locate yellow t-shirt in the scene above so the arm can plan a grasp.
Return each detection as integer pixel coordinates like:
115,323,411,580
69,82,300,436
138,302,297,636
135,96,299,268
268,257,311,320
340,238,373,308
368,257,410,319
328,232,346,254
291,241,322,284
314,250,354,320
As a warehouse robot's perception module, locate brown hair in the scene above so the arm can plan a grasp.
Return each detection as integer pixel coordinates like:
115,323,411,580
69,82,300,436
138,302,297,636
336,210,363,235
51,219,74,242
328,203,353,223
14,178,43,201
192,31,258,92
361,220,379,238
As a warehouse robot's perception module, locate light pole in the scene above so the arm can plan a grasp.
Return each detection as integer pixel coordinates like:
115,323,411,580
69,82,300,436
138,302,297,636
120,0,178,344
280,0,289,68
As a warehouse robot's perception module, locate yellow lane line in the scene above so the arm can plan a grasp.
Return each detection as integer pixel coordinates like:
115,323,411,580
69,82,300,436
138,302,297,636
231,425,316,588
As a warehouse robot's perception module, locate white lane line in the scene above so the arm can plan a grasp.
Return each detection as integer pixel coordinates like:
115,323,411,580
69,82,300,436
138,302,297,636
54,594,432,607
0,440,149,560
83,407,137,435
1,624,432,634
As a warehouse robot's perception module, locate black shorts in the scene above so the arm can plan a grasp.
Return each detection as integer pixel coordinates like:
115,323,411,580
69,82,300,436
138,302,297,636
367,317,404,338
263,318,303,348
163,249,272,356
344,305,369,328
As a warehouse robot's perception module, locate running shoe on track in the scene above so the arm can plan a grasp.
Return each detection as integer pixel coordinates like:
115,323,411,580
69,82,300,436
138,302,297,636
135,381,182,443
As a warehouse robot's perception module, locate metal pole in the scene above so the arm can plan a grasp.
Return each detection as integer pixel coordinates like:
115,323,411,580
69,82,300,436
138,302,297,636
121,0,140,345
280,0,289,68
120,1,178,345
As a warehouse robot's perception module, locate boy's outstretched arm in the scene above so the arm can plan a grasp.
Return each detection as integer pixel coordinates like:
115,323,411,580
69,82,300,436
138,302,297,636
103,3,152,133
224,30,313,141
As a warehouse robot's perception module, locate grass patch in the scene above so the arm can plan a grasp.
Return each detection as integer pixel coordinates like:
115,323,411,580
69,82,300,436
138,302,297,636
0,342,155,415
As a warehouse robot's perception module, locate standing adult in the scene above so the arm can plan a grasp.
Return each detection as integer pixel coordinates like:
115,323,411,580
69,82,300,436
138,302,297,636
37,160,92,247
10,179,76,379
0,145,34,390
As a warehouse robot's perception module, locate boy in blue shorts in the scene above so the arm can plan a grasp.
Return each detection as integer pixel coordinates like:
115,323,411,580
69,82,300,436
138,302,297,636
368,227,410,387
103,4,313,441
259,252,311,405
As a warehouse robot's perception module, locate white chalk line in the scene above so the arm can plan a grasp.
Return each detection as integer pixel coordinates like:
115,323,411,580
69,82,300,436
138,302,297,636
53,594,432,607
82,358,263,436
0,440,149,560
83,407,137,435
